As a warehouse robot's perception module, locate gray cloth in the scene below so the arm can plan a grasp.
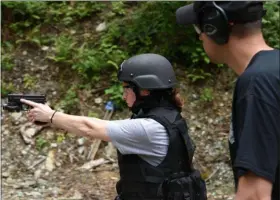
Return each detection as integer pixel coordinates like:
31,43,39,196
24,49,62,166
106,118,169,166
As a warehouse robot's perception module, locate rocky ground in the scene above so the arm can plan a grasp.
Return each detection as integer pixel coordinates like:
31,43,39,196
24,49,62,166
1,45,237,200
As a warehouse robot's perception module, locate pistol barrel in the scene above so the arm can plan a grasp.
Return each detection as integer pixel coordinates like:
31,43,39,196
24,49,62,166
2,94,46,112
7,94,46,103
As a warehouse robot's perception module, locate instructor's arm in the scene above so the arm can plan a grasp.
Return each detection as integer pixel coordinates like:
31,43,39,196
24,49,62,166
235,172,272,200
20,99,110,141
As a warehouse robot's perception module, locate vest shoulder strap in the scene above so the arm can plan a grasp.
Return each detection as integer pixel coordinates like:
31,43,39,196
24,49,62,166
143,108,195,168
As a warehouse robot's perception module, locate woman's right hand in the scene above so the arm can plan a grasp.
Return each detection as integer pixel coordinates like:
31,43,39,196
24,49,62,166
20,99,55,124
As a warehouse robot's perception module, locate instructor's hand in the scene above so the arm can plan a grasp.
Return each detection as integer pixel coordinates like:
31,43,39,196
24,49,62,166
20,99,54,123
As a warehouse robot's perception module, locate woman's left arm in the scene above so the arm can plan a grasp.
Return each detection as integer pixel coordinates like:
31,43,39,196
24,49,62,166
20,99,110,141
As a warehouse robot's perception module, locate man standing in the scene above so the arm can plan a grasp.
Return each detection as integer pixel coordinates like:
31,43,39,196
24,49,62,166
176,1,279,200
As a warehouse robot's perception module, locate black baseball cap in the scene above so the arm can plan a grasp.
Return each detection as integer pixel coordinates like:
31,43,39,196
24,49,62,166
176,1,266,25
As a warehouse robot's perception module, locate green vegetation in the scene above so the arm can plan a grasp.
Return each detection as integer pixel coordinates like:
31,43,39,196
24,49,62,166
1,41,15,70
1,82,16,97
56,133,66,144
56,86,80,113
2,1,279,108
23,73,37,89
200,88,214,103
35,136,50,151
263,2,280,49
187,68,212,83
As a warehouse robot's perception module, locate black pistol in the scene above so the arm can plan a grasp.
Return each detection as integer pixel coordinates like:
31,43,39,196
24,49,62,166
3,94,46,112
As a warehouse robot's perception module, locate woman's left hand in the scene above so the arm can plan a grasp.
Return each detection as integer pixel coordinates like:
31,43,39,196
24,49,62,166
20,99,54,123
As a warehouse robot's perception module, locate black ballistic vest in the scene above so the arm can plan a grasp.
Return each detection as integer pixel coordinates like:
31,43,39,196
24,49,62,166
115,106,207,200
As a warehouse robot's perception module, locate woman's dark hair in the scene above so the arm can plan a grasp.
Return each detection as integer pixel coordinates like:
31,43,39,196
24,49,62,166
170,88,184,111
150,88,184,111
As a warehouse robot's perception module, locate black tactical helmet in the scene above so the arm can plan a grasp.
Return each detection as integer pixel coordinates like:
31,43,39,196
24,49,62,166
117,53,177,89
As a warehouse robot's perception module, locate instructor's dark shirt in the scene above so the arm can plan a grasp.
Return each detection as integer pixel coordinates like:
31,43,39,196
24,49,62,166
229,49,280,200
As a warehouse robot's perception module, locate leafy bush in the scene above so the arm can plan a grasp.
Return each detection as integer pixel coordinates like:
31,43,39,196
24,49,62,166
263,2,280,49
2,1,106,27
1,42,15,70
35,136,50,151
2,1,279,108
200,88,214,102
48,35,76,64
1,82,15,97
187,68,212,83
72,41,127,81
57,86,80,113
1,54,14,71
23,74,37,89
105,84,126,109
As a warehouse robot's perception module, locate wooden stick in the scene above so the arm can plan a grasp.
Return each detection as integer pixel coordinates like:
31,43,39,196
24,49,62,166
87,108,113,160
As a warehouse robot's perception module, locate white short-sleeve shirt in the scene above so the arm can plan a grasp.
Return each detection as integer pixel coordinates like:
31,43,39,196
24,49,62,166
106,118,169,166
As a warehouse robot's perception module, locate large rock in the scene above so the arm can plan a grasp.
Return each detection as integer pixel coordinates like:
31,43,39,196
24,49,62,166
96,22,106,32
19,122,45,144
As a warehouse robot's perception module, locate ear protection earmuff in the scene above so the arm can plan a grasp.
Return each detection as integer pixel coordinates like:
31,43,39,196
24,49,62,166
198,1,230,45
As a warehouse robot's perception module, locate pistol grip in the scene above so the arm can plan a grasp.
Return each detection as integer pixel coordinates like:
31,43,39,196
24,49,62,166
34,121,48,126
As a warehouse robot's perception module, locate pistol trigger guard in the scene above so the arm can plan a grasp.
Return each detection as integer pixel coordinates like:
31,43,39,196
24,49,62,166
22,104,30,111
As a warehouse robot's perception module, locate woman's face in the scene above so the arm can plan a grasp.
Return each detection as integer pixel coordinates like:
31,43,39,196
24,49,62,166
122,82,136,108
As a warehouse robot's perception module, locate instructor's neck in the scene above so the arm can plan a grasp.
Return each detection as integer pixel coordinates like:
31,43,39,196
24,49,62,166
225,36,273,76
